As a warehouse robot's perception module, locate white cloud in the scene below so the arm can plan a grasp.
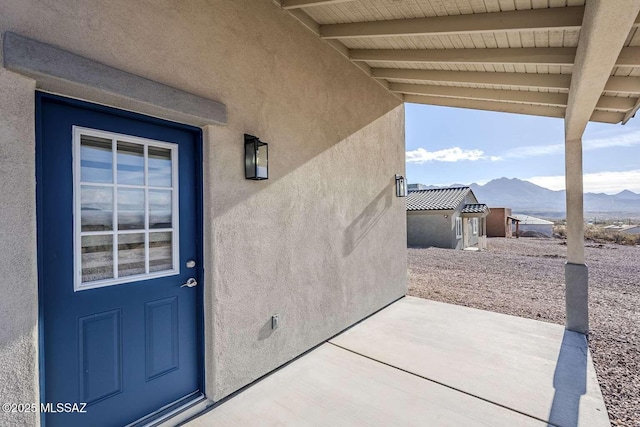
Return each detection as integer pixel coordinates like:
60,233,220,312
406,147,501,164
502,143,564,158
525,169,640,194
502,129,640,159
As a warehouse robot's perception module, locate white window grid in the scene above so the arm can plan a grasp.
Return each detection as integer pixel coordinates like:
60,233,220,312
455,217,462,239
73,126,180,292
472,218,478,235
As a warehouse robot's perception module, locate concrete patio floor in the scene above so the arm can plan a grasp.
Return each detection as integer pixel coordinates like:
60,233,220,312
185,297,609,427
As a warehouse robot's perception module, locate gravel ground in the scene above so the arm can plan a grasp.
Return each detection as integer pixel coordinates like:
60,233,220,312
408,237,640,427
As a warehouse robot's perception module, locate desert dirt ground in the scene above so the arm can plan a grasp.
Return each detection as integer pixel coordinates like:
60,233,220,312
408,237,639,427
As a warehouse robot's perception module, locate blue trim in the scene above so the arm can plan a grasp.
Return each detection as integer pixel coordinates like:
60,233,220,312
35,92,206,425
194,126,206,395
35,91,47,427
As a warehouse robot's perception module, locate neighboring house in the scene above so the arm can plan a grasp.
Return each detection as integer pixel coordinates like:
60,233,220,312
407,187,490,250
511,214,554,237
486,207,513,238
604,224,640,235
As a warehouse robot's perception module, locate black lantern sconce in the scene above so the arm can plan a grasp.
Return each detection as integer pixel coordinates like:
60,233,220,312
245,134,268,180
395,174,407,197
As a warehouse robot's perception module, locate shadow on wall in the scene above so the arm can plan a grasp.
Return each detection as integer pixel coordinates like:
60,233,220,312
209,105,403,218
547,330,588,427
344,177,394,256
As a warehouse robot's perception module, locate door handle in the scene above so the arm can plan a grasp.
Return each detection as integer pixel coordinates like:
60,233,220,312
180,278,198,288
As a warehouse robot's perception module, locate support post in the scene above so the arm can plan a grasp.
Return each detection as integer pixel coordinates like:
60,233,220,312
564,137,588,334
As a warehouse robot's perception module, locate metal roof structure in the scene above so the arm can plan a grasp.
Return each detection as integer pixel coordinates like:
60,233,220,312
406,186,474,211
276,0,640,127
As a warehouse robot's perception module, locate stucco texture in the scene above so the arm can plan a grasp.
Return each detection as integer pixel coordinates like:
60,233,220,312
0,69,39,427
407,212,457,249
0,0,406,409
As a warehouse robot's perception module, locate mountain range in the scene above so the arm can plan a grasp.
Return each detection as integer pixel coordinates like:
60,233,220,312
413,178,640,219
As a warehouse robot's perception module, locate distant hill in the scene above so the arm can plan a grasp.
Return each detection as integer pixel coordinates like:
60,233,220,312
615,190,640,200
410,178,640,219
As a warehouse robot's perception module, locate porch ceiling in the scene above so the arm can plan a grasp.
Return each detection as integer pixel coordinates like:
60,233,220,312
276,0,640,125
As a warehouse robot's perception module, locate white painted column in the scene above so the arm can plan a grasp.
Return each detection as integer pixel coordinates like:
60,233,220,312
564,137,588,334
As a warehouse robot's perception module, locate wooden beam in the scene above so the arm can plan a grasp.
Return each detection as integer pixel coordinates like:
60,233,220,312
403,94,624,124
565,3,640,139
351,47,577,66
282,0,355,9
392,82,634,111
390,82,569,106
352,47,640,67
373,68,640,94
321,6,584,39
622,98,640,124
280,0,354,10
403,94,565,118
373,68,572,90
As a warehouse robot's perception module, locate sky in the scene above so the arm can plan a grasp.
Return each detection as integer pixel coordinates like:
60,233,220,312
405,103,640,194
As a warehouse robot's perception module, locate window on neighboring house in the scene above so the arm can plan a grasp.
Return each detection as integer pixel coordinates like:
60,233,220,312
455,217,462,239
472,218,478,235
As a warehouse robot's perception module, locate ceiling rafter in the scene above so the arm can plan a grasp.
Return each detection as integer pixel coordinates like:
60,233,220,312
276,0,640,124
351,48,577,66
351,47,640,67
373,69,640,94
320,6,586,39
372,69,572,90
281,0,355,10
391,83,635,112
403,94,624,124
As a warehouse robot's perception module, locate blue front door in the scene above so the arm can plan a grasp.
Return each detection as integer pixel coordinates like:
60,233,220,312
37,93,203,427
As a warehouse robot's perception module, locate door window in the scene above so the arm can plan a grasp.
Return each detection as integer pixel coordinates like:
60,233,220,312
74,127,179,291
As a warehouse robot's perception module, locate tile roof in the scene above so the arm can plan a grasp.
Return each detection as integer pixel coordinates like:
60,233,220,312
406,187,470,211
461,204,490,214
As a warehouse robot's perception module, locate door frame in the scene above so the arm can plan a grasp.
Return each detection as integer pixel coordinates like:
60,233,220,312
35,91,206,426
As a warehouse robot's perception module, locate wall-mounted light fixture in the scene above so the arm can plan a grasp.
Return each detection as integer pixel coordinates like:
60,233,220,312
395,174,407,197
245,134,268,180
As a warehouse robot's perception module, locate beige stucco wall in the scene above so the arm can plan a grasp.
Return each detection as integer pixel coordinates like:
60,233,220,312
407,211,456,249
0,0,406,417
0,69,39,427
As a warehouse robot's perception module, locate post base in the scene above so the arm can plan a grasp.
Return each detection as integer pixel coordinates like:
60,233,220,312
565,263,589,334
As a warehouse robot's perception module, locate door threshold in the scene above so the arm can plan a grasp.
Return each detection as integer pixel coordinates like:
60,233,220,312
127,393,212,427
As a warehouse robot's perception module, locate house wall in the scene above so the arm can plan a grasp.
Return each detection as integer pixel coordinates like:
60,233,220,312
486,207,512,237
0,0,406,423
407,211,456,249
0,68,39,427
